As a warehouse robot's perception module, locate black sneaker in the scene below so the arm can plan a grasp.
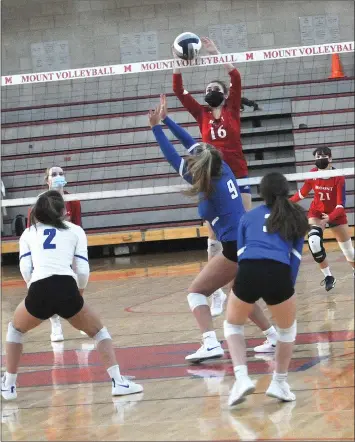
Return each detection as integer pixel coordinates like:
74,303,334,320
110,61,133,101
321,275,336,292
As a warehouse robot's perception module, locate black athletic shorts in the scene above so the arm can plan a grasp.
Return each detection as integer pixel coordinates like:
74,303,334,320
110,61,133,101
233,259,294,306
25,275,84,320
222,240,238,263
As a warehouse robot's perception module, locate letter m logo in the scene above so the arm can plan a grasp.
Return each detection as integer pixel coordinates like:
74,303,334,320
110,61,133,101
124,65,132,73
4,76,12,85
245,53,254,61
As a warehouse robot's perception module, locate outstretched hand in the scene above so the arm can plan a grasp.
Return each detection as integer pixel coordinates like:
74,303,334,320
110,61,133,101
160,94,168,120
148,104,162,128
201,37,219,55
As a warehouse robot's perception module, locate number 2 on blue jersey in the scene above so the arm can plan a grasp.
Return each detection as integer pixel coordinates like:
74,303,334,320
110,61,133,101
43,228,57,249
263,214,270,232
227,179,238,199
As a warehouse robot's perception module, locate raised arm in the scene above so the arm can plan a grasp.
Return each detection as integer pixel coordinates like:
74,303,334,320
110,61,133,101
290,236,304,286
290,179,313,203
172,50,203,122
19,230,33,286
202,37,241,111
152,124,192,184
160,95,199,152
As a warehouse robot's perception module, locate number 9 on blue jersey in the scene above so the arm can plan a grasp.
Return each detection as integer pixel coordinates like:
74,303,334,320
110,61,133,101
227,179,239,199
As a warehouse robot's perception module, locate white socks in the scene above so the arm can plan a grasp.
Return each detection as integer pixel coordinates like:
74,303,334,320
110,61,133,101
263,326,278,345
203,331,218,342
3,372,17,386
272,371,288,382
234,365,248,379
321,267,332,277
50,315,61,325
107,364,122,381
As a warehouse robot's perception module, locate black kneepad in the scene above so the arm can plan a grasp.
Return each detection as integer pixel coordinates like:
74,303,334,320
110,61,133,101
308,226,326,263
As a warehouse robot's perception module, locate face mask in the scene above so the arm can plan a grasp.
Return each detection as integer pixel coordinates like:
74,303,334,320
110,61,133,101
51,175,67,188
205,91,224,108
315,158,329,169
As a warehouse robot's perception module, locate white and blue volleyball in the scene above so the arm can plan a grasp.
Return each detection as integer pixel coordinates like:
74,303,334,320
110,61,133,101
173,32,202,61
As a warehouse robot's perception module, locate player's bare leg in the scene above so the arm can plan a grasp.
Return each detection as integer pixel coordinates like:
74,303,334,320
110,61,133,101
308,217,336,291
206,222,227,317
241,192,252,211
331,224,355,270
67,302,143,396
266,295,297,401
185,256,277,362
2,301,43,400
249,303,279,353
224,294,256,406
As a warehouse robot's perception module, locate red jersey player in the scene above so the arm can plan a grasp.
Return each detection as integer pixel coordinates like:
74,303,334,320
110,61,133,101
27,166,81,228
291,147,354,291
27,165,82,343
173,38,258,326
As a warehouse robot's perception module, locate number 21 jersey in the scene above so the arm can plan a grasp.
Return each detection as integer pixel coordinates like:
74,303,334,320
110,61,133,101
290,167,346,222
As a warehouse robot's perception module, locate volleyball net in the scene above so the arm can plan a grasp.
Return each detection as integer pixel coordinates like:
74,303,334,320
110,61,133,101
1,41,354,235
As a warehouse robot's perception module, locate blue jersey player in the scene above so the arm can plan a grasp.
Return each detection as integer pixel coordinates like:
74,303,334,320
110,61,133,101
148,95,278,363
223,172,309,407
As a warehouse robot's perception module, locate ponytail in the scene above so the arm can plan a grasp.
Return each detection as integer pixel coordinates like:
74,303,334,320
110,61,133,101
183,144,222,198
260,172,309,242
31,190,68,230
266,197,309,241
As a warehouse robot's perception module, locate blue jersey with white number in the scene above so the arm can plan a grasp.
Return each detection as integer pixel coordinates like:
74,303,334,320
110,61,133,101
237,204,304,285
152,117,245,242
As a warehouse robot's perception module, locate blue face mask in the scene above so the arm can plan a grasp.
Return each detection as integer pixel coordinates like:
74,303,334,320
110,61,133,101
51,175,67,188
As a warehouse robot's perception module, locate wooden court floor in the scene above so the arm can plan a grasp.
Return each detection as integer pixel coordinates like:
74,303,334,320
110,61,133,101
1,247,354,441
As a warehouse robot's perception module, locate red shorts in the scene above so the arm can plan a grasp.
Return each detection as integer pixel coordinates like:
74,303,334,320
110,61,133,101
308,208,348,227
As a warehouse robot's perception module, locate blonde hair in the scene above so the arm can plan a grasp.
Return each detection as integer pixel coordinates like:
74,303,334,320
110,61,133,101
183,143,222,198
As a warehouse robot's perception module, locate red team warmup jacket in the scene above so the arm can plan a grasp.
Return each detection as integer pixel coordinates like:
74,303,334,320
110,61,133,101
290,167,347,226
27,191,82,227
173,69,248,178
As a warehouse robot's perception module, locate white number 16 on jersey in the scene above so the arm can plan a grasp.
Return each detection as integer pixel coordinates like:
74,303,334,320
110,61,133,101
227,179,238,199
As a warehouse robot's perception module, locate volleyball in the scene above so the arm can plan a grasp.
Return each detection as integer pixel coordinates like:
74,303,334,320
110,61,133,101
173,32,202,61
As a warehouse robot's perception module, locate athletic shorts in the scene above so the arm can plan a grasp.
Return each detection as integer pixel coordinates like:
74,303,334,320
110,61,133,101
308,208,348,228
233,259,294,306
222,240,238,263
25,275,84,320
237,175,251,195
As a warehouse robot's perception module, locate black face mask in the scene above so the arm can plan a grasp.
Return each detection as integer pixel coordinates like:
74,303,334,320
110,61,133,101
315,158,329,169
205,91,224,108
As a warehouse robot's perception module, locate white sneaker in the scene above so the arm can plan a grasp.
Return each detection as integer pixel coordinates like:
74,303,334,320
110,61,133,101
185,341,224,363
112,376,143,396
50,323,64,342
266,380,296,402
1,376,17,401
210,289,227,317
228,376,255,407
254,339,276,353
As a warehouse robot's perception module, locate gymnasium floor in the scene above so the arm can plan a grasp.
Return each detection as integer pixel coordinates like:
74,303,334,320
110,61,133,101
1,247,354,441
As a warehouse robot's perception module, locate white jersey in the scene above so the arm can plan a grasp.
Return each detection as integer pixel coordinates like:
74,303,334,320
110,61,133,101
19,221,90,289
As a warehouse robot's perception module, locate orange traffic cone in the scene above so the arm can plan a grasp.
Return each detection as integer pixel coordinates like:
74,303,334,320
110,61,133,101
329,54,345,79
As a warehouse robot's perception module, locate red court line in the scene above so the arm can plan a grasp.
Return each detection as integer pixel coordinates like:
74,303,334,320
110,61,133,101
2,331,353,368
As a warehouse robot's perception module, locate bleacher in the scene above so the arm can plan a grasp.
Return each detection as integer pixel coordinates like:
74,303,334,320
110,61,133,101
2,76,354,254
